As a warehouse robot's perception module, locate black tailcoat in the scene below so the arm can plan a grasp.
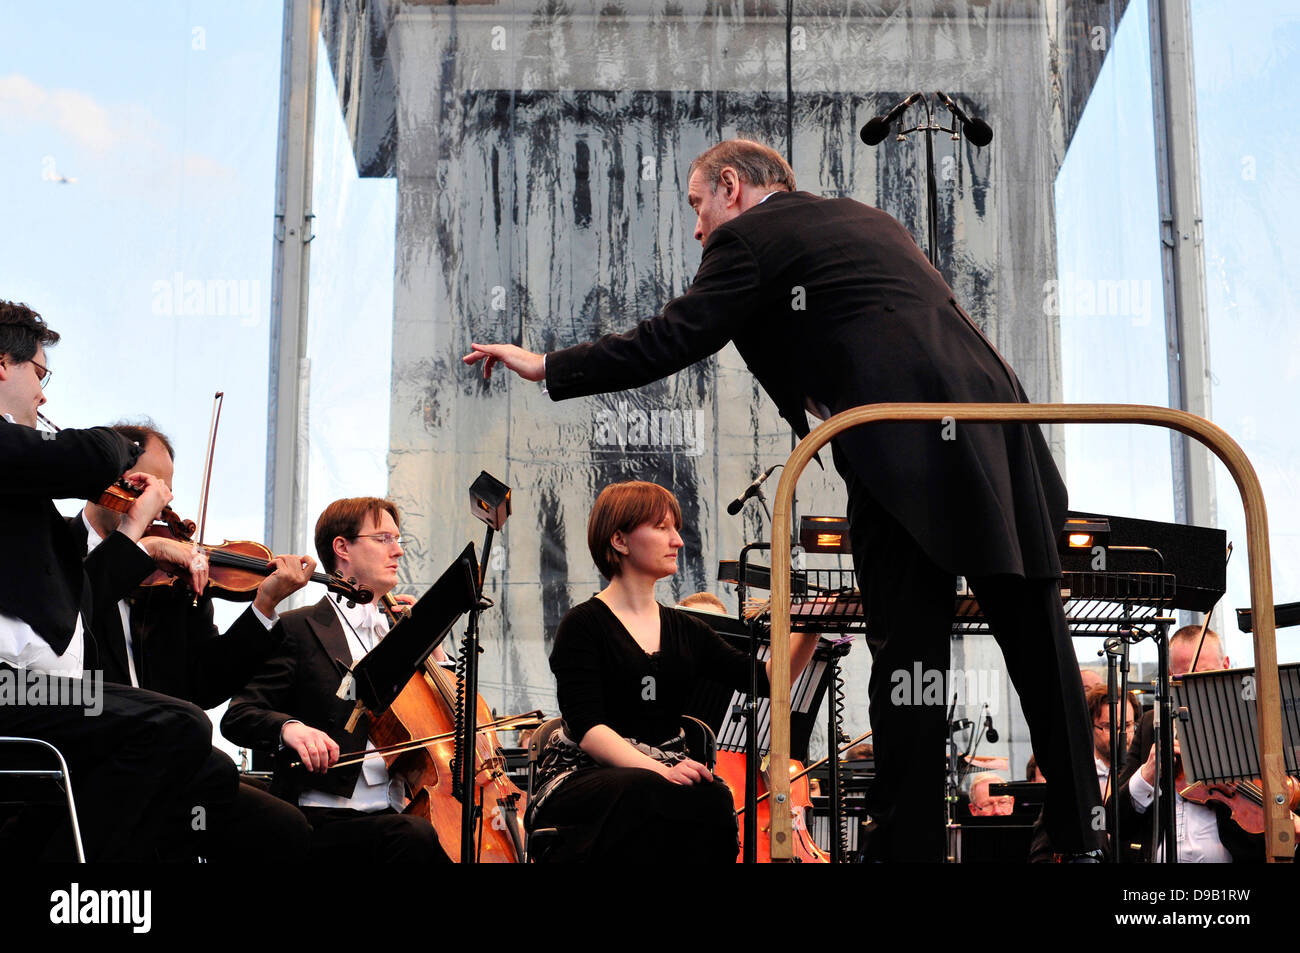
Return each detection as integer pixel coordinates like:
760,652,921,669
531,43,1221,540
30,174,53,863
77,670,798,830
0,420,140,654
222,597,371,802
546,190,1066,579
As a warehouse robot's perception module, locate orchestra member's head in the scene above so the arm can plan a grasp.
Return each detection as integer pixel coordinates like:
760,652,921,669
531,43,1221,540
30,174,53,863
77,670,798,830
1079,667,1103,692
968,772,1014,816
1087,685,1136,766
0,300,57,427
587,481,683,584
687,140,796,245
315,497,403,597
1026,754,1047,783
678,591,727,615
84,421,176,537
1169,624,1229,676
846,742,874,761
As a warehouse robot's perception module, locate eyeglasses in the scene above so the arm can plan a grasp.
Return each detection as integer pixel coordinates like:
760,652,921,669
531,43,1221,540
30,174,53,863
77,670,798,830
0,358,51,388
352,532,403,546
30,359,51,388
1094,720,1135,732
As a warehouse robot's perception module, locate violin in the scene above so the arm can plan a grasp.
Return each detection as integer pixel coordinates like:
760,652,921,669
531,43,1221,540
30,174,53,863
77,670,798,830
1178,775,1300,836
364,594,529,862
96,476,196,540
95,476,374,606
47,400,372,605
1167,603,1300,841
1171,719,1300,837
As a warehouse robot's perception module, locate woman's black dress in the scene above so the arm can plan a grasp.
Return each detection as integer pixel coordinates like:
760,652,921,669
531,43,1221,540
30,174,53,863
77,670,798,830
527,598,769,862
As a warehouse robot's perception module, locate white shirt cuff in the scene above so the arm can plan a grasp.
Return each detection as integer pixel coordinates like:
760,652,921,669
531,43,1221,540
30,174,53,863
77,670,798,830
540,353,549,396
1129,769,1156,812
250,603,278,629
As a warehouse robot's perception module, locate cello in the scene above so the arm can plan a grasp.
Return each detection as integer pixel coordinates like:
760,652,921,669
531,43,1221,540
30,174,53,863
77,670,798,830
714,750,829,863
362,594,530,863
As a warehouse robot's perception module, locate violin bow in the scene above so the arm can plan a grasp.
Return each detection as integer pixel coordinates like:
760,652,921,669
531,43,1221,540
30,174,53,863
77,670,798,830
1189,541,1232,673
736,730,873,814
289,710,546,771
195,391,224,548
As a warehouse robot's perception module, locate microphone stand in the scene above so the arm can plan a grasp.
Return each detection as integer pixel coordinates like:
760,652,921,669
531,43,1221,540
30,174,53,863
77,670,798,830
456,525,495,863
865,91,988,269
944,694,963,862
1103,632,1130,862
736,540,770,863
753,484,773,528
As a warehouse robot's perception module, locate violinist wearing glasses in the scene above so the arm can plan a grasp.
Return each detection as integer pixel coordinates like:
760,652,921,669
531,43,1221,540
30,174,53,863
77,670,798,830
0,299,223,860
526,481,820,862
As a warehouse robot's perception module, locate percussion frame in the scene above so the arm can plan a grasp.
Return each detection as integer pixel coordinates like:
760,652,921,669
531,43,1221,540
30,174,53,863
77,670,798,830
766,403,1289,863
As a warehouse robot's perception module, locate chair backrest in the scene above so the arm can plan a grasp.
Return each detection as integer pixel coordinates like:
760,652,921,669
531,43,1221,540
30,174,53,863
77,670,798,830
682,715,717,770
0,737,85,862
526,717,565,799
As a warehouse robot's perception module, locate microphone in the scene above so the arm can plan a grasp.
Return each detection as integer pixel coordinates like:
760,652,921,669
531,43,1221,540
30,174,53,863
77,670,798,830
860,93,923,146
983,714,999,743
726,464,782,516
935,90,992,147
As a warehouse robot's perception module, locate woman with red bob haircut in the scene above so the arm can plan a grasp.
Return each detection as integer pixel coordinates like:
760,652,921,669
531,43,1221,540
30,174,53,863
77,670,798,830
524,481,818,862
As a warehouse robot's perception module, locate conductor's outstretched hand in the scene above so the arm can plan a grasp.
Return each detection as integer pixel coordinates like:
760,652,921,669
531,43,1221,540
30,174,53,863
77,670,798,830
462,343,545,383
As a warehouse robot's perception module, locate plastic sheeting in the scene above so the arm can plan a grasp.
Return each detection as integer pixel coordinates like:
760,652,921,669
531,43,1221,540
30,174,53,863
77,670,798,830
312,0,1146,763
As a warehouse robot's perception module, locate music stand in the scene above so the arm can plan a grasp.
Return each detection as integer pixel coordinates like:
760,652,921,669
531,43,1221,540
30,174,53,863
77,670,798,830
338,543,479,723
1176,663,1300,783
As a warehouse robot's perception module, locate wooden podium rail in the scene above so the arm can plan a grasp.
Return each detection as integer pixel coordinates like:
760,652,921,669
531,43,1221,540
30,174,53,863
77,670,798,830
766,403,1289,862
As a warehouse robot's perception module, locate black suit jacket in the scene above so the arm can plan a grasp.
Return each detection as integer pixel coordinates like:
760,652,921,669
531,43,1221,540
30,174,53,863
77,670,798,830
546,191,1066,578
221,596,370,802
72,513,281,709
1111,708,1261,863
0,419,140,655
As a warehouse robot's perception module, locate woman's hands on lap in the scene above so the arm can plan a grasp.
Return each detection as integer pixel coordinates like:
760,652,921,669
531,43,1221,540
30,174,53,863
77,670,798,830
658,758,713,786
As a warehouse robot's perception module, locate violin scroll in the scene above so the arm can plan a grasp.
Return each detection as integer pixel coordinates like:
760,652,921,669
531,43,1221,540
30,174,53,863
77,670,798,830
328,571,373,607
97,478,196,540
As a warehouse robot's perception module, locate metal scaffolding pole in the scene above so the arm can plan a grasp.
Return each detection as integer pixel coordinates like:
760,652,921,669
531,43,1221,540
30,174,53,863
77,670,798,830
1149,0,1217,550
266,0,320,555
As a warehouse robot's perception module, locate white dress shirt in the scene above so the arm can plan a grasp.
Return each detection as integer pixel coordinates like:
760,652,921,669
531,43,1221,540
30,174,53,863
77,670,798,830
1127,767,1234,863
297,598,407,814
0,612,84,678
1096,756,1112,799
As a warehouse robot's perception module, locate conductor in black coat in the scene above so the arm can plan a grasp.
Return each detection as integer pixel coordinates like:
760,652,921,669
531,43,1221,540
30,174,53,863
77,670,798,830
464,140,1102,860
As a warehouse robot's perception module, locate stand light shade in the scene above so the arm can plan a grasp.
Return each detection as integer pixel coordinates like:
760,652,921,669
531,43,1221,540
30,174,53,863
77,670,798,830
469,470,511,531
